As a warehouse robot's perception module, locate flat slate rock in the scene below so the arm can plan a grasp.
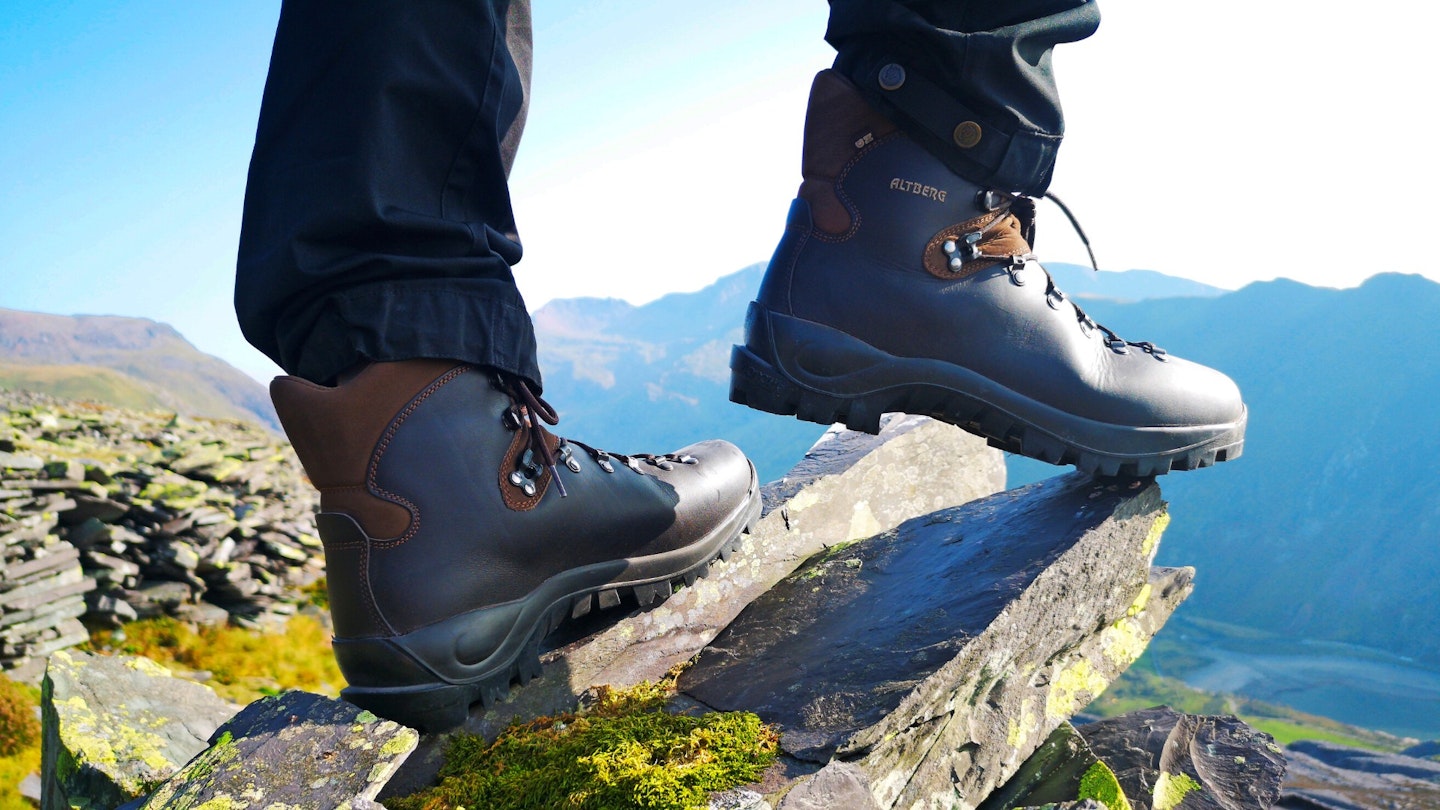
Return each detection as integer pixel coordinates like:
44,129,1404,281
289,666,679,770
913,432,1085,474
137,690,418,809
1279,741,1440,810
681,473,1189,808
40,649,240,810
1080,706,1286,809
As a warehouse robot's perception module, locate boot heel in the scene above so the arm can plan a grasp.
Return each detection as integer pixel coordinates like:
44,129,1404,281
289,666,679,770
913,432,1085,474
729,344,801,417
341,681,478,733
335,635,514,732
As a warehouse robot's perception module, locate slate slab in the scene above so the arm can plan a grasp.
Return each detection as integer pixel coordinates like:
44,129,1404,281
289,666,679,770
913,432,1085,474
1080,706,1287,809
136,691,417,809
680,474,1188,809
40,649,240,810
1279,740,1440,810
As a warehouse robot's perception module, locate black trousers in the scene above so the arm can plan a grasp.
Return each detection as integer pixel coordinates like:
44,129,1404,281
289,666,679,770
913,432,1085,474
236,0,1099,387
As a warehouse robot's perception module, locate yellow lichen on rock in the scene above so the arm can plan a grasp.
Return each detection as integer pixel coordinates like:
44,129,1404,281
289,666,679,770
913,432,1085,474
1045,659,1109,720
1140,511,1170,558
1153,771,1203,810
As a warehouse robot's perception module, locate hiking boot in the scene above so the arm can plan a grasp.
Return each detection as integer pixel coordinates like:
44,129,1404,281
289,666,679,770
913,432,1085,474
731,70,1245,477
271,360,761,731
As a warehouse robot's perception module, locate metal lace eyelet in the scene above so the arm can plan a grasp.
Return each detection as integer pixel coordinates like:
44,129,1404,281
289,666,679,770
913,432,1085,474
598,459,614,473
1046,289,1065,310
508,470,538,497
502,410,523,430
1108,338,1130,354
678,455,698,465
520,449,541,477
559,443,582,473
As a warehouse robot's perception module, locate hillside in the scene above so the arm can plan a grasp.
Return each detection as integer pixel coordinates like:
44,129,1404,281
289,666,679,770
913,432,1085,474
1007,273,1440,667
0,308,277,430
533,264,827,481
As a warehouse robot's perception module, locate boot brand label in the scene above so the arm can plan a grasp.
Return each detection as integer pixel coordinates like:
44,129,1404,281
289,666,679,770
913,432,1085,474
889,178,947,203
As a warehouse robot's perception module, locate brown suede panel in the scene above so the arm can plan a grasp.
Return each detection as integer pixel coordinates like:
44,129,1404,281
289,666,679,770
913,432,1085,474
799,70,899,236
270,358,462,539
321,487,411,540
922,210,1033,280
498,421,561,511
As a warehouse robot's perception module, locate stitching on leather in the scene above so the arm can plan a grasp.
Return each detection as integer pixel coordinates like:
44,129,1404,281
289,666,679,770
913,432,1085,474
357,541,391,635
368,364,471,549
811,132,900,244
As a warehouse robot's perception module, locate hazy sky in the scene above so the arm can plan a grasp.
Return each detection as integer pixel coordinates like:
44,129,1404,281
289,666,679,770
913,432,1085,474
2,1,1434,383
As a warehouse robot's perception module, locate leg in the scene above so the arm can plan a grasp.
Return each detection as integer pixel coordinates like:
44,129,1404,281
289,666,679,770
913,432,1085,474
827,0,1101,195
733,1,1247,476
236,0,538,387
237,0,760,731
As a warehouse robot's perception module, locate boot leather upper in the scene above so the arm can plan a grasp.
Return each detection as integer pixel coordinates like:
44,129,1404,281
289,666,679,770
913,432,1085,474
272,362,753,639
762,71,1244,431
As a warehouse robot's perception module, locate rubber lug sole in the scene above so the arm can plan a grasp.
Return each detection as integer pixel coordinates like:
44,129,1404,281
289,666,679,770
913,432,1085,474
336,477,762,733
730,306,1245,478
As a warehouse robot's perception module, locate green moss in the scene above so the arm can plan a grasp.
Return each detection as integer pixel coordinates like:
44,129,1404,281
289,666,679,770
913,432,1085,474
390,676,778,810
1077,760,1133,810
1152,771,1202,810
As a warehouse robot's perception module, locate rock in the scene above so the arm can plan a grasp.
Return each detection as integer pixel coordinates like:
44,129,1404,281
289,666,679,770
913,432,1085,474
978,723,1102,810
382,416,1005,798
710,788,773,810
679,474,1189,809
60,494,129,525
1286,740,1440,782
1404,740,1440,760
1278,740,1440,810
137,691,417,809
0,390,321,672
19,773,42,804
776,762,883,810
1080,706,1286,809
39,649,239,810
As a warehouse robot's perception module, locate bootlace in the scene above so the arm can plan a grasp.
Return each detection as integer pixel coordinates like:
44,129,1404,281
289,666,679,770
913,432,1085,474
495,374,698,498
975,192,1169,361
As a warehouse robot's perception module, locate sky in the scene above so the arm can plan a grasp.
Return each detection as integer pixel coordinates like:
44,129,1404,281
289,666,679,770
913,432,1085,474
1,1,1436,384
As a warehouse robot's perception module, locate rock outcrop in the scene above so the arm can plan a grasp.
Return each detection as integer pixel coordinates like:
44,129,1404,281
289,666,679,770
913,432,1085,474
40,649,240,810
38,412,1281,810
1278,739,1440,809
680,475,1189,809
131,691,417,810
1,392,320,679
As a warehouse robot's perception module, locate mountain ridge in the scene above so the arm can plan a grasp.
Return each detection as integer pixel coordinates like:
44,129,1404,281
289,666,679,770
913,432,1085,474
0,307,278,430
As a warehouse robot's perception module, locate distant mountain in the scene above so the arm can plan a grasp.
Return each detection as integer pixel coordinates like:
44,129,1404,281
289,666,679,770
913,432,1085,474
534,264,826,481
1043,261,1226,301
1009,273,1440,668
536,267,1440,674
0,308,278,430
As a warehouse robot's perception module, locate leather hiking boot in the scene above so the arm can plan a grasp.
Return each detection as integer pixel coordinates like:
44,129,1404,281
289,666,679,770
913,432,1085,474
271,360,761,731
731,70,1246,477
